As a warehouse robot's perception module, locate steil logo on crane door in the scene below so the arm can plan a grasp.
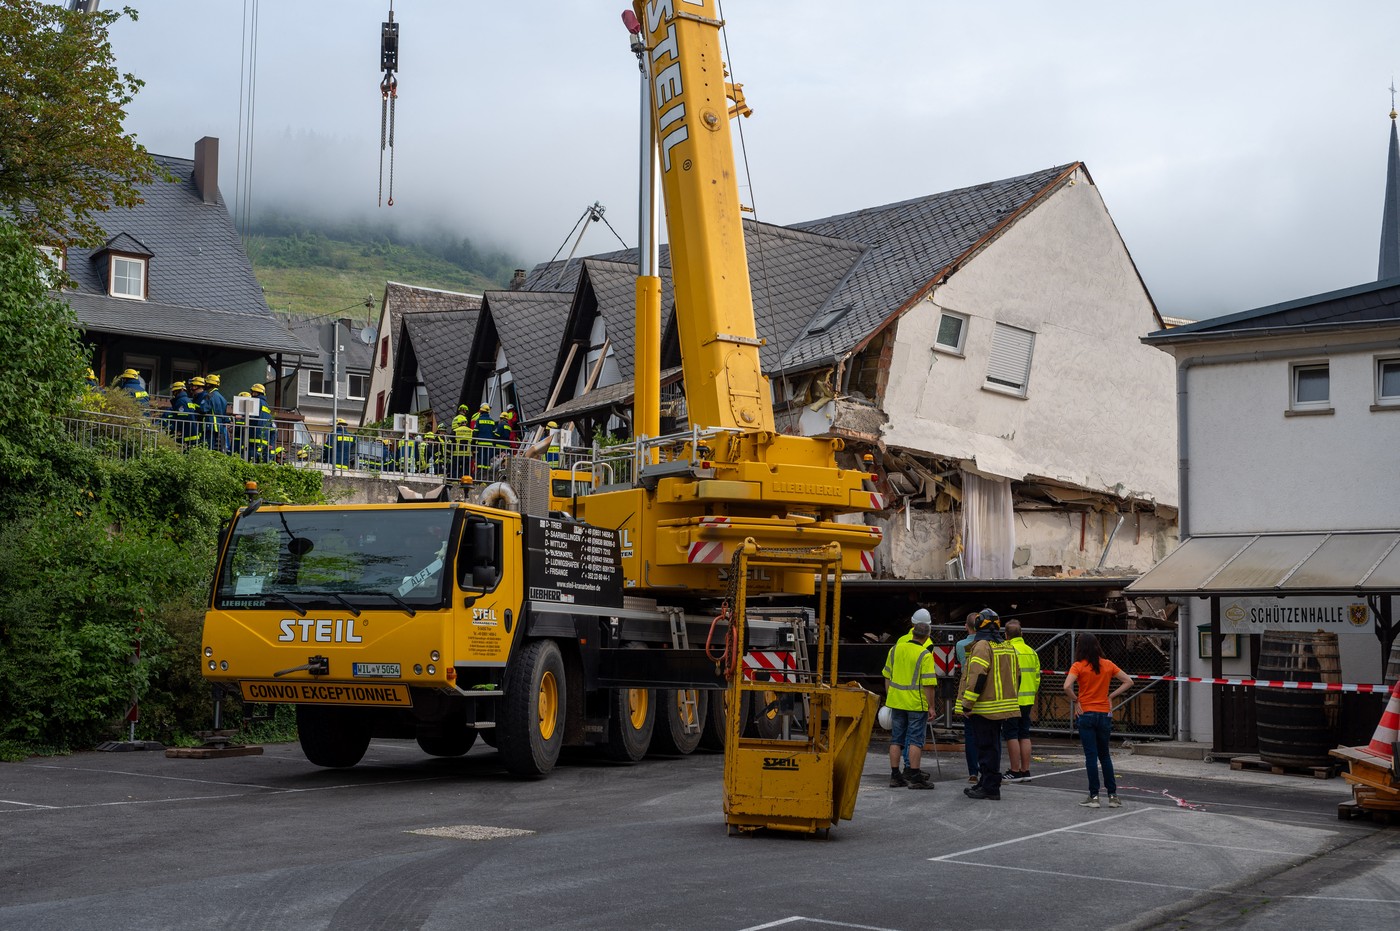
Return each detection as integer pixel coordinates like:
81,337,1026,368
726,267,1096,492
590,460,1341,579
278,618,363,643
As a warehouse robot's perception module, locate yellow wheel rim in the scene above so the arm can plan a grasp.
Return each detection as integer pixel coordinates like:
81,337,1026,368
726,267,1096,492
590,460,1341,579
538,670,558,741
627,688,649,730
762,689,779,721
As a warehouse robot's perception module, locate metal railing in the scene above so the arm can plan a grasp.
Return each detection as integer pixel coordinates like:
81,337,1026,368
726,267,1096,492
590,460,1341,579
931,625,1177,742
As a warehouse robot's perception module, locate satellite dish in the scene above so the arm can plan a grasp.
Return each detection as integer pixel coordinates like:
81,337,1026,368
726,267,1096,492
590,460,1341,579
358,325,378,345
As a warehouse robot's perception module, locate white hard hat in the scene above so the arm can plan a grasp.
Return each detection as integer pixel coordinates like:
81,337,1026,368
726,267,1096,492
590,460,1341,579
911,608,932,628
877,705,893,730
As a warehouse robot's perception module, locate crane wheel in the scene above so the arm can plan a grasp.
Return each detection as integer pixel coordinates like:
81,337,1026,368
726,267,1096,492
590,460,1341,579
498,639,566,776
296,704,372,768
415,723,477,757
698,689,749,752
649,688,708,756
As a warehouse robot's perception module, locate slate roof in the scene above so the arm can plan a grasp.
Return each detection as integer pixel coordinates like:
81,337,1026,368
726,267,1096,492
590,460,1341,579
401,309,479,427
784,164,1076,369
1143,277,1400,346
58,152,309,356
382,281,482,335
472,290,574,423
526,165,1073,380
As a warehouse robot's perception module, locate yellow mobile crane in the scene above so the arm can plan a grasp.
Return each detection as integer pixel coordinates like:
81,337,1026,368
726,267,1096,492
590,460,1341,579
201,5,881,820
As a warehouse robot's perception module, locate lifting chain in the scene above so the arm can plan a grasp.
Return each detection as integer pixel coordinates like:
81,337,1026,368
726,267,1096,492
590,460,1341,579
378,5,399,207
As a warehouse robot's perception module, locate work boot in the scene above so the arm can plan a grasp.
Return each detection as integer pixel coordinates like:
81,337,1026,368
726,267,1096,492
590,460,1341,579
889,769,907,787
963,785,1001,801
906,770,934,790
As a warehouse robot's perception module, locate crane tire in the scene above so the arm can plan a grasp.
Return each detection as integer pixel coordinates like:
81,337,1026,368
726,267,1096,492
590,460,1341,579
296,704,372,768
649,688,708,756
415,723,477,757
699,689,749,751
498,639,566,777
603,686,655,762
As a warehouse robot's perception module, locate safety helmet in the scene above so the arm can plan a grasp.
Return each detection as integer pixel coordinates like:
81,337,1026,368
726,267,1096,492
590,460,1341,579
251,383,265,394
121,368,137,379
236,391,251,398
205,374,221,387
170,381,186,391
910,608,932,629
189,376,205,387
336,418,347,425
547,421,558,429
480,402,491,411
975,608,1001,630
459,403,469,411
877,705,893,731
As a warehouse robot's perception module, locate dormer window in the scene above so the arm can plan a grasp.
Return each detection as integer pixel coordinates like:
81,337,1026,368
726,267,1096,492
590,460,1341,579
90,233,154,301
110,255,147,300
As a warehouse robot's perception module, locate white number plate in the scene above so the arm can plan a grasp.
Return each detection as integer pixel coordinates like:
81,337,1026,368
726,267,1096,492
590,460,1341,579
353,663,401,678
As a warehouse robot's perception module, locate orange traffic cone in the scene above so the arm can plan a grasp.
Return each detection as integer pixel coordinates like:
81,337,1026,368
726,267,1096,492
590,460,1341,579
1363,680,1400,759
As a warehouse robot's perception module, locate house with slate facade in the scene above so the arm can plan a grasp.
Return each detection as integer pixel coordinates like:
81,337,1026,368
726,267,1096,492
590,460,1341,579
49,137,310,406
480,163,1178,581
365,281,482,427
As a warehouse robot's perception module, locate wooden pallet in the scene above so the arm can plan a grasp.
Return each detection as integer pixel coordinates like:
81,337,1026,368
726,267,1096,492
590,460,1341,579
164,745,264,759
1229,755,1341,779
1338,798,1400,825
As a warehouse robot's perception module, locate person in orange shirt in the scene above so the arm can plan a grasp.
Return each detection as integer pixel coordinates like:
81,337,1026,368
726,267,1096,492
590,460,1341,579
1063,632,1133,809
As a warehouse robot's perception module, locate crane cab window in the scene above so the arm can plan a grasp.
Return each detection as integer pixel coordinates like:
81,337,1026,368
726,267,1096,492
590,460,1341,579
458,516,503,592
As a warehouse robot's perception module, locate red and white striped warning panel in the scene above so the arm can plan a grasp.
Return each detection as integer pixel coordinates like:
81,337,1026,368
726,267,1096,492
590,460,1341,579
931,645,955,677
743,651,796,683
687,540,725,564
859,550,876,573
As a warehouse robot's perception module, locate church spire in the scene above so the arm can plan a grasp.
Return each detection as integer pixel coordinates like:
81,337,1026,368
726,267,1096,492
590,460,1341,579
1380,82,1400,280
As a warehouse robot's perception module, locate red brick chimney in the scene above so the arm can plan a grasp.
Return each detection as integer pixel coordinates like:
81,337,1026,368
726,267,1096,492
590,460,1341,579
193,136,219,205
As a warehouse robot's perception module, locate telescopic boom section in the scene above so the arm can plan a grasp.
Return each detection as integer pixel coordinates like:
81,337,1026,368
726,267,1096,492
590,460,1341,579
633,0,772,435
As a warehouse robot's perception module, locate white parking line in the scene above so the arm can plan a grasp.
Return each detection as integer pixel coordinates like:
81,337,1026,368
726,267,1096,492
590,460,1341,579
0,798,58,809
738,918,905,931
929,808,1146,861
29,763,280,791
1057,827,1315,857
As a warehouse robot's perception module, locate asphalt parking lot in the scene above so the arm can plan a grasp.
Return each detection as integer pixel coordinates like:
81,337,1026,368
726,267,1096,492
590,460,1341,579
2,739,1398,931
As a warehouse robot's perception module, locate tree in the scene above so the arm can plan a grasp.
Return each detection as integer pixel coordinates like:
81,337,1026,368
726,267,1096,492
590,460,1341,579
0,1,161,248
0,218,88,506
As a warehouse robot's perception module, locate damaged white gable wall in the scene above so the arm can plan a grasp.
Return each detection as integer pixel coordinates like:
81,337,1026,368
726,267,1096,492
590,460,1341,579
875,169,1179,578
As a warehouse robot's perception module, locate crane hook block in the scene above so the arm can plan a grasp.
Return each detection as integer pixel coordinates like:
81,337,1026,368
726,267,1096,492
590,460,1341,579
381,12,399,74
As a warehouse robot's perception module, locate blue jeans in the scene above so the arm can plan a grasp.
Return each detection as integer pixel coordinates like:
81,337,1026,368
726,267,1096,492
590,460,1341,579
1078,711,1116,796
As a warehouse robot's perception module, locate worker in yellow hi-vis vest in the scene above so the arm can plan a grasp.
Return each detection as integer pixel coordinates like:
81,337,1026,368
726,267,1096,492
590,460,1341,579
1002,618,1041,781
955,609,1020,801
881,608,937,790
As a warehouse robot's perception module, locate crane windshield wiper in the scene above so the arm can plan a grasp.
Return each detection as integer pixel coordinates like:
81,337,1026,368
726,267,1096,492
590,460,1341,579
360,590,418,617
266,591,307,617
324,591,362,617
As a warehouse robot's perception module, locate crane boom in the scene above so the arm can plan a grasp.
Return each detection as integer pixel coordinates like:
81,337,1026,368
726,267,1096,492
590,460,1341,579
633,0,770,433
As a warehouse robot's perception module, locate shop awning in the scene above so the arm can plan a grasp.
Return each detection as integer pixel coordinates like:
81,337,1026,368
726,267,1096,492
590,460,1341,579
1125,531,1400,598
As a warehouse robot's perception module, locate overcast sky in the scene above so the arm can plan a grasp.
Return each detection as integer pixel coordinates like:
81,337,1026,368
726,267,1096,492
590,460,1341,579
103,0,1400,321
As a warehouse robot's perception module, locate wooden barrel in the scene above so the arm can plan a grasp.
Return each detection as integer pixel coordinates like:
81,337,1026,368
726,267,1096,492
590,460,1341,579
1386,637,1400,686
1254,630,1341,769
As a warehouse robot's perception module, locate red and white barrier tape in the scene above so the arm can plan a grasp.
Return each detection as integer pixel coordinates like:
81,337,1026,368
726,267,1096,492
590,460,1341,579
1042,669,1392,694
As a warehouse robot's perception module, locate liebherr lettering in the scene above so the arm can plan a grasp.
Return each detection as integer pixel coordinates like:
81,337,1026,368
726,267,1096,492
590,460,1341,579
277,618,364,643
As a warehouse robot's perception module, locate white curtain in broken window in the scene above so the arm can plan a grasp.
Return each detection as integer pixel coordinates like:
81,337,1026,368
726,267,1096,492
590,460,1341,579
962,471,1014,579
